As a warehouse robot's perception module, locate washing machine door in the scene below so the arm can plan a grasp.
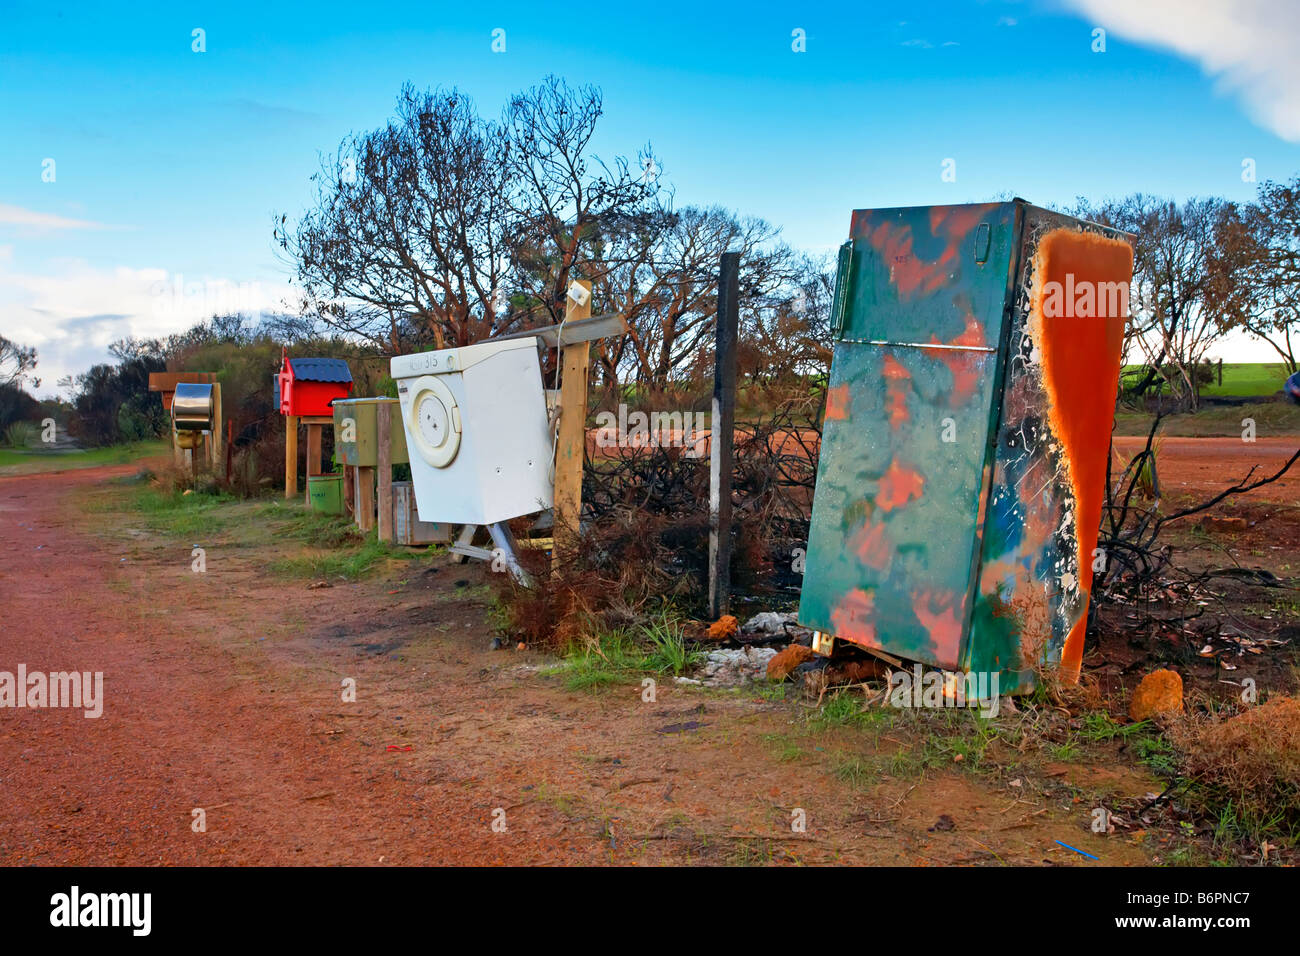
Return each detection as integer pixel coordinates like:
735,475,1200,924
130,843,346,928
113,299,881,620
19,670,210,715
407,375,462,468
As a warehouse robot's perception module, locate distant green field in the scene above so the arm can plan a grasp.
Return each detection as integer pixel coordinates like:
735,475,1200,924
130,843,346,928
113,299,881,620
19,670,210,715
1114,401,1300,437
0,440,168,476
1201,363,1291,398
1123,362,1290,398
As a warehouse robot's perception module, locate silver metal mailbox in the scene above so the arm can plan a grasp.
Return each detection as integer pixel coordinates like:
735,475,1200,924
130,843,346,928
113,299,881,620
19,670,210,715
172,382,215,431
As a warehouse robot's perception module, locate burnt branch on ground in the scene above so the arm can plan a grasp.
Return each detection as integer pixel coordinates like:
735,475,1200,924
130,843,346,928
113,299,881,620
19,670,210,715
545,390,825,626
1089,408,1299,669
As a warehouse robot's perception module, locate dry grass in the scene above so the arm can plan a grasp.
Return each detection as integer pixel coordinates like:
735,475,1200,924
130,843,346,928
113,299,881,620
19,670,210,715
490,509,706,650
1173,696,1300,845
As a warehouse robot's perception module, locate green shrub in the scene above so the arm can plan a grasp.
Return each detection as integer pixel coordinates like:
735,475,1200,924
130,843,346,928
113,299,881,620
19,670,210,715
2,420,38,449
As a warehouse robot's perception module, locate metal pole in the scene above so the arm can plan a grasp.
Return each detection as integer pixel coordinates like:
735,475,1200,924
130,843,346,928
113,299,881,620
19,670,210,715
708,252,740,619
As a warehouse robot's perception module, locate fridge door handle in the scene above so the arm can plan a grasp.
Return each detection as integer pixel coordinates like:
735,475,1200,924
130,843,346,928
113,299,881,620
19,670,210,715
974,222,991,263
830,240,854,339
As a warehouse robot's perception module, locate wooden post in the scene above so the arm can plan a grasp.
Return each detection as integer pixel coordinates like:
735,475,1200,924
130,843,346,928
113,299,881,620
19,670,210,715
284,415,299,499
553,279,592,570
209,383,223,470
708,252,740,619
305,423,323,506
356,467,376,532
344,466,356,520
376,401,394,543
225,420,233,486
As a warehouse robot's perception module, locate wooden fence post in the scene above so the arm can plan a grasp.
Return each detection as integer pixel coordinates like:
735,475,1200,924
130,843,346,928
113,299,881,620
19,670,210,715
552,279,592,572
209,382,223,470
356,467,375,532
305,423,322,506
377,401,394,543
284,414,299,499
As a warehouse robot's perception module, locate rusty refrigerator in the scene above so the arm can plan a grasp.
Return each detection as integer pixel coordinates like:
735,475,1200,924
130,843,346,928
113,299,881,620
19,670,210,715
797,200,1134,694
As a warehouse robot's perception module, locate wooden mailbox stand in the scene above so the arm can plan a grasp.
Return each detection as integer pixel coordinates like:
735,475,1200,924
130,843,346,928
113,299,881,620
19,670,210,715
148,372,222,471
284,415,334,503
553,280,593,569
376,400,393,541
277,353,353,503
333,398,405,539
354,460,376,532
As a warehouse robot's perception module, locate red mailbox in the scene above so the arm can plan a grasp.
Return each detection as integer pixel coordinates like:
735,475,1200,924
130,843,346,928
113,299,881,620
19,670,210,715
275,351,353,417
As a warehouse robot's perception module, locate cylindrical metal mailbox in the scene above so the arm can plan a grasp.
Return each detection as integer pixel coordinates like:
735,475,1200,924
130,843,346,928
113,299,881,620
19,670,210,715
172,382,215,431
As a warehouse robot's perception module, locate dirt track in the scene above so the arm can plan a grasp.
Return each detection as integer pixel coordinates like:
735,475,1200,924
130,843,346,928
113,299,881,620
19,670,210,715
0,456,1233,866
1110,436,1297,503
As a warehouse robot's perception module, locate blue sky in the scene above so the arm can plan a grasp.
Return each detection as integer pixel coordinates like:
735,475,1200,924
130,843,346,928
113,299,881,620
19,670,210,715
2,0,1298,394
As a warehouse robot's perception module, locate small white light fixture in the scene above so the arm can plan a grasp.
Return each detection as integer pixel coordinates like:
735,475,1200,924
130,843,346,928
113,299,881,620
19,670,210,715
567,282,590,307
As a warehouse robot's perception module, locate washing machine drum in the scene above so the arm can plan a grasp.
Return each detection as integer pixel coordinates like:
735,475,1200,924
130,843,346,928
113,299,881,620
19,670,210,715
408,375,462,468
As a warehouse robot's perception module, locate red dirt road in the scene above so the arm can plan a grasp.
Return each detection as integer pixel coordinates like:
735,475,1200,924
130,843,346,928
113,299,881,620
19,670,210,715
1110,436,1298,503
0,460,1174,866
0,463,575,864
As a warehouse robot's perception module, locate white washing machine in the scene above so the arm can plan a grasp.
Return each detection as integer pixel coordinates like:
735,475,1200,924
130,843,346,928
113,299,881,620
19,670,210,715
390,337,553,526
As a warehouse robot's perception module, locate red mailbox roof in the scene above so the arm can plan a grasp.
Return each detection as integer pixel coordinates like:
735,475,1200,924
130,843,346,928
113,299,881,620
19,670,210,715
285,357,352,384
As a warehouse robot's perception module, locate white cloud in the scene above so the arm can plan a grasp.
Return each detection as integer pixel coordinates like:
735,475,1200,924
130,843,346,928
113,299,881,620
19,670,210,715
1062,0,1300,141
0,258,295,397
0,203,110,231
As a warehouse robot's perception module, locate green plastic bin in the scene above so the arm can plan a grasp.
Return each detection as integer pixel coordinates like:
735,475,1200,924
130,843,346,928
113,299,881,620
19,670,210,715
307,473,345,515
